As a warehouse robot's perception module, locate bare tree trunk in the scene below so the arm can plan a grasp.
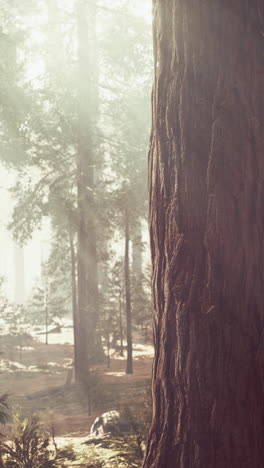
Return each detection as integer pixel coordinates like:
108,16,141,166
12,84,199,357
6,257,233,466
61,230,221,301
143,1,264,467
107,333,110,369
45,278,48,346
119,288,124,357
132,219,143,277
125,210,133,374
76,0,99,378
69,224,79,381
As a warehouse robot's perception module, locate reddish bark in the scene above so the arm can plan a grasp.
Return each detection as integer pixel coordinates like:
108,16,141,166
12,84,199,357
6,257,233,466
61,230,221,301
144,1,264,467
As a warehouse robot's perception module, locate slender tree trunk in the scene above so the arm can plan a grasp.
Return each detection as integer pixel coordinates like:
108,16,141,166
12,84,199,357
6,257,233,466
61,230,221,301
45,279,48,346
132,219,143,277
119,288,124,357
69,224,79,381
107,333,110,369
125,210,133,374
76,0,100,378
143,1,264,467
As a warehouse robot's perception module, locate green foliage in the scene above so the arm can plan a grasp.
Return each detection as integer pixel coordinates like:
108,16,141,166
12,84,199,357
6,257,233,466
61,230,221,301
0,394,9,426
0,279,31,361
0,414,57,468
80,434,143,468
99,258,124,358
27,253,70,332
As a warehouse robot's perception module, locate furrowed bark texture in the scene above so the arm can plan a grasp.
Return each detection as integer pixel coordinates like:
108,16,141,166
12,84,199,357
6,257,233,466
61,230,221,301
144,1,264,467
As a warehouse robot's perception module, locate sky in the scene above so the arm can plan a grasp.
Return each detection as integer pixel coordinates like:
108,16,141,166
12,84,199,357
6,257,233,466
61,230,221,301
0,166,49,302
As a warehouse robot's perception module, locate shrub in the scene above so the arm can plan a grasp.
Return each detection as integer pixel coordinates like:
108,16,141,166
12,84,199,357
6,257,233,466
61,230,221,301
0,395,9,426
0,414,57,468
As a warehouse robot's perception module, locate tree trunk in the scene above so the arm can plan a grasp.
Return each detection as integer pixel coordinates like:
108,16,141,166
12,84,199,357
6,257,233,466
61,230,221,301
45,279,48,346
69,224,79,381
119,288,124,357
107,333,110,369
144,1,264,467
132,219,143,277
125,210,133,374
76,0,99,378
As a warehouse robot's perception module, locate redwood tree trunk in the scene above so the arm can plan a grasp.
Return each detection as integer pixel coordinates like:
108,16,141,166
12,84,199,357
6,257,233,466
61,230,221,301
144,1,264,467
125,210,133,374
76,0,99,377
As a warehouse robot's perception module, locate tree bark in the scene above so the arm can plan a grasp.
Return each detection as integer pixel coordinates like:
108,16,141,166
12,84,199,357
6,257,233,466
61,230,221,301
119,288,124,357
144,1,264,467
76,0,99,378
132,219,143,277
125,210,133,374
69,224,79,381
45,276,48,346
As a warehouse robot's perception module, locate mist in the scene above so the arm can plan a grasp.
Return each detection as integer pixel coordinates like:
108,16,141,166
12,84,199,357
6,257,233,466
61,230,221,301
0,1,153,466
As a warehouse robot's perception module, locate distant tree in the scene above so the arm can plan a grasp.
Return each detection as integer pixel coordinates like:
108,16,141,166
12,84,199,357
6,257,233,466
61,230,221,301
5,304,30,360
0,278,30,361
76,0,101,379
99,257,125,367
98,5,152,373
124,208,133,374
131,264,152,342
28,262,67,345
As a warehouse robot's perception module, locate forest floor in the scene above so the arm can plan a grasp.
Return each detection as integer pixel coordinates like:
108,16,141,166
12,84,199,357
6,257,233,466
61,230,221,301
1,337,153,466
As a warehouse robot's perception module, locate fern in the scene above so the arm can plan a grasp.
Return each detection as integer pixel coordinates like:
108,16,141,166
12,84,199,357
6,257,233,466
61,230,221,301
0,394,9,425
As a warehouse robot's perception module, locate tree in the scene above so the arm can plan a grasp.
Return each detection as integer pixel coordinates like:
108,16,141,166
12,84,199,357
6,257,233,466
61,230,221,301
131,263,151,342
28,258,68,346
99,257,125,367
3,0,153,383
143,1,264,467
76,0,101,378
124,208,133,374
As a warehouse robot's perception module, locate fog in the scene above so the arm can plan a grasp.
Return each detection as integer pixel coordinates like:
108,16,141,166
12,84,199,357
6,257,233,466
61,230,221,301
0,1,153,466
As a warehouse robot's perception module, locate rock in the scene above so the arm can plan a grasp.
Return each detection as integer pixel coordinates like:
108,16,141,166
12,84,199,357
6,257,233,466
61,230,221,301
90,410,130,436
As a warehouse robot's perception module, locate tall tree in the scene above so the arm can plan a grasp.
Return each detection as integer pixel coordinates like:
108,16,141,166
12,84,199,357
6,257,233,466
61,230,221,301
124,208,133,374
143,1,264,467
76,0,100,378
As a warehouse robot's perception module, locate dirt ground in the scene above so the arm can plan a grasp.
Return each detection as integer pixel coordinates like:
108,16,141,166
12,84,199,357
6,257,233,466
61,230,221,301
1,340,153,437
